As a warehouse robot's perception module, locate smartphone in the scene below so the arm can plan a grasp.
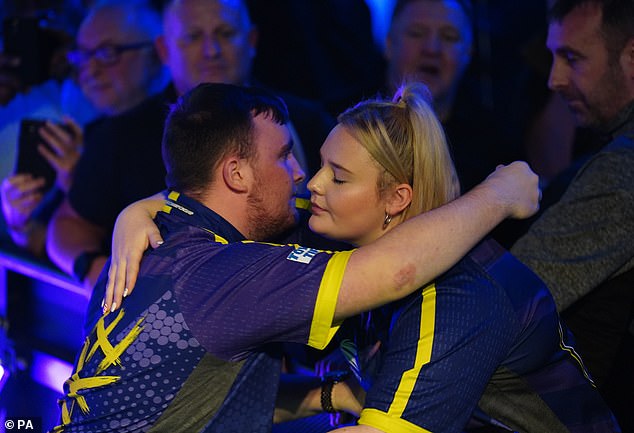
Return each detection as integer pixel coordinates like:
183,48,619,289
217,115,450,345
15,119,71,192
2,17,44,86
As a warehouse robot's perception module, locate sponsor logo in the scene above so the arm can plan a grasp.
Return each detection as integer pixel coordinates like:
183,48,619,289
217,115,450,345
287,246,319,264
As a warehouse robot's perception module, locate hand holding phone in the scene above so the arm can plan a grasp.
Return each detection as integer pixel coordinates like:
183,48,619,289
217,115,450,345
36,118,83,192
16,118,81,193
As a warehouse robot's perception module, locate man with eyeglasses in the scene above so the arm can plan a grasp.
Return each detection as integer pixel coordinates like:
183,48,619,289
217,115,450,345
46,0,335,292
66,3,169,117
0,2,168,258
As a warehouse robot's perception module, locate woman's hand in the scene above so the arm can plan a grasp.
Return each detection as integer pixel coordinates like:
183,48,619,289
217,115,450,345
38,117,83,193
103,193,166,313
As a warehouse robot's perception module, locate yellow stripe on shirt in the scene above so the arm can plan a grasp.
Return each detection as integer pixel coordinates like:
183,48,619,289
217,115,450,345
359,408,433,433
388,283,437,417
307,250,354,349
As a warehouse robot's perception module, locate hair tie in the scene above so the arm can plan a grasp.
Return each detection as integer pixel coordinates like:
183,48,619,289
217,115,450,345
393,88,406,106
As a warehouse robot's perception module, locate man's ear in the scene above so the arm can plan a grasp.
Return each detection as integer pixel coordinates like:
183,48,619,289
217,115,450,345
386,183,413,217
222,157,251,193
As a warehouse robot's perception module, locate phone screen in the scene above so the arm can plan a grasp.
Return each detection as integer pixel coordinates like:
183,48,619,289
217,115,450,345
16,119,58,191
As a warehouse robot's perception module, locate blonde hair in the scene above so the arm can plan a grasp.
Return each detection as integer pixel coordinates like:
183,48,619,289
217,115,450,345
337,82,460,220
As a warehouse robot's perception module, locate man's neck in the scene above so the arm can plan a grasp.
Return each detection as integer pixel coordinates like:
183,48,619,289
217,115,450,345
200,189,251,239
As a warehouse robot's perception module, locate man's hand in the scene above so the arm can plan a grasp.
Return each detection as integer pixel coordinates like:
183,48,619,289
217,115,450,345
37,118,83,193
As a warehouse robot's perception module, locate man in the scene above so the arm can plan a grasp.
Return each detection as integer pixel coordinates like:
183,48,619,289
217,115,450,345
46,0,334,289
385,0,518,194
385,0,471,124
52,82,539,432
1,2,167,257
511,0,634,429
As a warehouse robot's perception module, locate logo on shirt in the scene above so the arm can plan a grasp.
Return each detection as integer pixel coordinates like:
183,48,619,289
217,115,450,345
287,246,319,264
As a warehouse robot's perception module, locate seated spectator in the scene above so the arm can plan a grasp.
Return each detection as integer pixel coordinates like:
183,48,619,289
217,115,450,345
511,0,634,429
53,82,541,432
46,0,334,290
0,1,168,257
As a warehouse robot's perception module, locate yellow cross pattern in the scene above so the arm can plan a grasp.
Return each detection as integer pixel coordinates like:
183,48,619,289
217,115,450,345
57,309,145,426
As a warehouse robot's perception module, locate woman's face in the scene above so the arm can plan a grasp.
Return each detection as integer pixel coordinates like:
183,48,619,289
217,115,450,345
307,125,389,247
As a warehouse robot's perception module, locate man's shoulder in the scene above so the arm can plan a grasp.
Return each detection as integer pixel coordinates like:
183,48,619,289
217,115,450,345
571,137,634,189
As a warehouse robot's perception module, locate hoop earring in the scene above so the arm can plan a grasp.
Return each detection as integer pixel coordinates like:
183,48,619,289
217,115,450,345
382,213,392,230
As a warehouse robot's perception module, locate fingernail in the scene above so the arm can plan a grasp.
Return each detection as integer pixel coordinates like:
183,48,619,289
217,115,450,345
123,288,128,297
103,304,109,314
110,302,117,313
101,298,104,308
156,240,164,246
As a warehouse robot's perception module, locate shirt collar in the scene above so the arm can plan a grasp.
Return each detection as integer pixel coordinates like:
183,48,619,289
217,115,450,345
162,190,246,243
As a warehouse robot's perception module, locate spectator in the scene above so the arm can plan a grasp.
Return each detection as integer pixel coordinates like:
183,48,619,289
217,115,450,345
68,1,168,117
511,0,634,429
1,1,168,257
46,0,334,289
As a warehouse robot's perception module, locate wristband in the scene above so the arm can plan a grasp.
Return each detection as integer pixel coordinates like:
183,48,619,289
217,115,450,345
72,251,102,282
320,370,349,414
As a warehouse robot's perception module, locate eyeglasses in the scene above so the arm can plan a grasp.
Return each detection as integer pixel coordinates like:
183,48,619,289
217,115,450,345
67,41,154,67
